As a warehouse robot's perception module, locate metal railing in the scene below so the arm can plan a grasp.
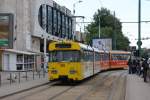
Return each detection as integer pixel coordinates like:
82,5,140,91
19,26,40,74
0,69,47,87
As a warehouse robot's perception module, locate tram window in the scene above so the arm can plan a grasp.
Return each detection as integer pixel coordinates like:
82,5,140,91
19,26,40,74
111,54,118,60
50,50,80,62
111,54,130,61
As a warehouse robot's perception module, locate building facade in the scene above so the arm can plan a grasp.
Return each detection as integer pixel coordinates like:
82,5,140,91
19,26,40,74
0,0,74,71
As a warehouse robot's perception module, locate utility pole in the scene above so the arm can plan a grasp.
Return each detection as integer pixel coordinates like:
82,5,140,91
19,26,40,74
137,0,142,57
113,11,116,50
72,0,83,40
99,14,101,38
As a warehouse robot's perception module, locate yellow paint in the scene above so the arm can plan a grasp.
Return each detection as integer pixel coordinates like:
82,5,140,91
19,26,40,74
48,62,83,81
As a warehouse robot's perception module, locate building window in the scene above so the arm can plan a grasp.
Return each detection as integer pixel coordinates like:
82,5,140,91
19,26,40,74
57,11,61,37
65,16,69,38
38,4,73,40
53,9,58,36
69,18,73,39
38,5,43,29
47,6,52,34
62,14,66,38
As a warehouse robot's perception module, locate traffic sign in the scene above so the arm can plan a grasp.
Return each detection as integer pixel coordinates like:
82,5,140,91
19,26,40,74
137,41,142,46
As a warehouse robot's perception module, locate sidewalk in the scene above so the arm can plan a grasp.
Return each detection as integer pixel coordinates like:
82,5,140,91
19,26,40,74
0,73,49,98
125,74,150,100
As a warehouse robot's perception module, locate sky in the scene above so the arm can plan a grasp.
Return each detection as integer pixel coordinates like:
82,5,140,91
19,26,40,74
54,0,150,48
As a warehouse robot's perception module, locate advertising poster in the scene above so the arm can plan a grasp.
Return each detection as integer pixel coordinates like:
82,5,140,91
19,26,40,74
0,14,13,48
0,16,9,47
92,38,112,51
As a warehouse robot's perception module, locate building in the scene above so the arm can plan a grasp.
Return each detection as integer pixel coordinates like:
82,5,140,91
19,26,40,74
0,0,74,71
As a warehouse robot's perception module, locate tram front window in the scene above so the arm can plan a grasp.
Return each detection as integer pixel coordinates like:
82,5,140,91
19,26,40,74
50,51,80,62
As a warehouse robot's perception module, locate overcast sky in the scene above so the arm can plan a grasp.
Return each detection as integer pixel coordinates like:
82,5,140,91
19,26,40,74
54,0,150,48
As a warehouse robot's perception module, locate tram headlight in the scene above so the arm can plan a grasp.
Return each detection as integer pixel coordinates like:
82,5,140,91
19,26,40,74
51,70,58,74
69,70,77,74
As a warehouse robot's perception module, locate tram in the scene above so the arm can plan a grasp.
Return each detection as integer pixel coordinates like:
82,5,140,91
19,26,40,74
48,41,131,82
109,51,131,69
48,41,101,81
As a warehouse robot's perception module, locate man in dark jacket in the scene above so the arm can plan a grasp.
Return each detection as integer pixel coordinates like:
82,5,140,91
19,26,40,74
128,58,133,74
142,57,149,82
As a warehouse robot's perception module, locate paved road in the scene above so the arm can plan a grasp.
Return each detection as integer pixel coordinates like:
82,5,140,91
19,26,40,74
125,74,150,100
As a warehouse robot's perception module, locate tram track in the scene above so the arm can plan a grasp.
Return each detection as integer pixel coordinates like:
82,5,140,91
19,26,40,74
75,71,122,100
1,70,127,100
48,86,75,100
0,81,59,100
47,70,120,100
107,72,127,100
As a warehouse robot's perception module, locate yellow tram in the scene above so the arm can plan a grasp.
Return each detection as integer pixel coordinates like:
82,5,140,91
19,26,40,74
48,41,101,81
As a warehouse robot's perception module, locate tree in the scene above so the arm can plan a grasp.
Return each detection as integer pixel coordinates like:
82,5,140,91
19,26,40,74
86,8,130,50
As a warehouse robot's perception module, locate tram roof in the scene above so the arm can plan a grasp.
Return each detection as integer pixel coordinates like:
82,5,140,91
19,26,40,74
79,43,93,51
109,50,131,54
79,43,101,52
49,41,101,52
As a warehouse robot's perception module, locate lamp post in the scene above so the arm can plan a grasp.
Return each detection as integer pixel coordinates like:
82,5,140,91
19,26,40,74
73,0,83,15
73,0,83,40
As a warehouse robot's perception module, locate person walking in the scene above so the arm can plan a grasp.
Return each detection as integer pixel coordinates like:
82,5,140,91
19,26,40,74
139,58,144,77
142,57,149,82
128,58,133,74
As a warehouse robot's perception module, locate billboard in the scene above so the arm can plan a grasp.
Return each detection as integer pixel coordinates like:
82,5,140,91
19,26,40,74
0,14,13,48
92,38,112,51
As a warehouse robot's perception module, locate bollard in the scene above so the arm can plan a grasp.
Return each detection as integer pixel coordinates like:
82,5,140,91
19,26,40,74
39,71,40,78
18,72,20,83
43,68,45,78
10,73,12,85
26,71,27,81
33,71,34,80
0,72,1,87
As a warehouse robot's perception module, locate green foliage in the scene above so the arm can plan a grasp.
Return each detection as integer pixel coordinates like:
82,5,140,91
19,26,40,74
86,8,130,50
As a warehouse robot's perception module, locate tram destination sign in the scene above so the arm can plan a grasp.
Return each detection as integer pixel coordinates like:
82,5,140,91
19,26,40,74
0,13,13,48
55,44,71,48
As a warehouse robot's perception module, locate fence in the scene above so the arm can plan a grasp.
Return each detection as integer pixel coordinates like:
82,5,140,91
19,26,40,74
0,69,47,87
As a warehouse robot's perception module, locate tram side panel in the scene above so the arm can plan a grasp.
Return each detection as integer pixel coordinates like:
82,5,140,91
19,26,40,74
82,50,95,79
109,51,131,69
94,52,101,74
100,52,110,71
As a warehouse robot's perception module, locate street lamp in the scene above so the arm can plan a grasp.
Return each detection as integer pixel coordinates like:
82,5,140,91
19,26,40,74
73,0,83,15
73,0,83,40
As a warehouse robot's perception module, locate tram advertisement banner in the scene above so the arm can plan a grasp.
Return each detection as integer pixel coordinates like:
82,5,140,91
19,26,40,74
0,14,13,48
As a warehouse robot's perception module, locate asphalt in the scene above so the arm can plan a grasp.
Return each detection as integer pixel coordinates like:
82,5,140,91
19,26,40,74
125,74,150,100
0,73,150,100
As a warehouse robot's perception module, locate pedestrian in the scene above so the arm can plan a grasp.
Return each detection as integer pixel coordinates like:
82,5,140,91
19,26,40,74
136,59,141,75
139,58,144,77
132,59,137,74
128,58,133,74
142,56,149,82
